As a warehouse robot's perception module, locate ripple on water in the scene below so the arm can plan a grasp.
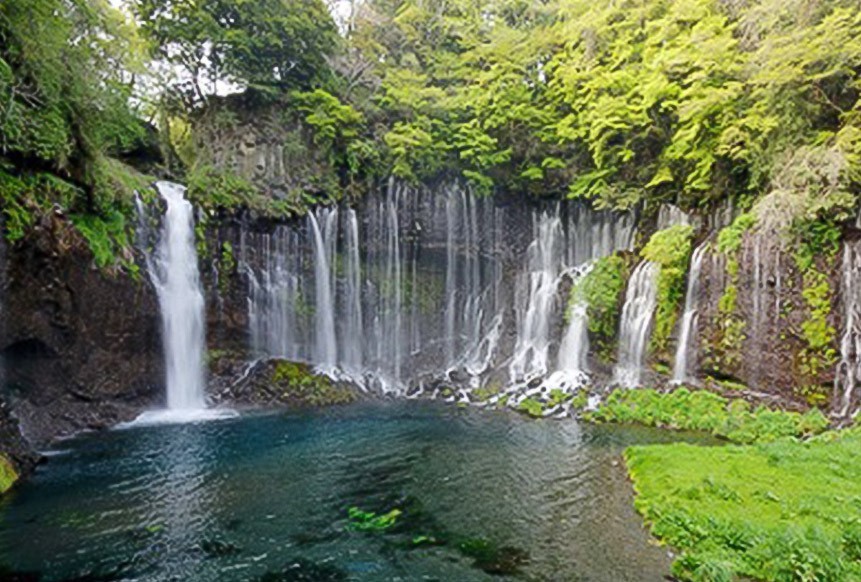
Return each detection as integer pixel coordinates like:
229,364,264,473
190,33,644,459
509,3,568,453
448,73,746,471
0,401,708,581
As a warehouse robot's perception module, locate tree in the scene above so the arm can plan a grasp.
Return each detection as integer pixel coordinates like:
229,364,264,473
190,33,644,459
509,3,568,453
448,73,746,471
133,0,340,106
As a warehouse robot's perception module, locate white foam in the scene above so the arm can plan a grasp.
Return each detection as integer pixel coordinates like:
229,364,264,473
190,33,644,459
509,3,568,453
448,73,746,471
117,407,239,429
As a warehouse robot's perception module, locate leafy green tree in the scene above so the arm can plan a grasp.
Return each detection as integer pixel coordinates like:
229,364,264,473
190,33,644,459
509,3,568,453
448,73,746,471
133,0,340,105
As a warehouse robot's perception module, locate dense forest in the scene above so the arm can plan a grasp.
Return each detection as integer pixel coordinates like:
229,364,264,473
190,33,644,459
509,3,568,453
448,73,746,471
3,0,860,249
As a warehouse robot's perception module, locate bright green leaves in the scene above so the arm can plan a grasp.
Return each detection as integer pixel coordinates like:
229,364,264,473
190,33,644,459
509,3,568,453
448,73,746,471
642,225,695,356
133,0,338,101
569,254,629,362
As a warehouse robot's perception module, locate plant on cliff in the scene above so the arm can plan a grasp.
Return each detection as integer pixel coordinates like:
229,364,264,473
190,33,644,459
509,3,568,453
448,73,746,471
568,255,629,362
641,225,695,357
1,0,150,239
707,213,758,373
0,455,18,494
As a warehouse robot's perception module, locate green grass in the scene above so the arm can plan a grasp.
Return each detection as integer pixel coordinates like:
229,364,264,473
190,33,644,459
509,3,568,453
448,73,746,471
588,388,829,444
626,430,861,581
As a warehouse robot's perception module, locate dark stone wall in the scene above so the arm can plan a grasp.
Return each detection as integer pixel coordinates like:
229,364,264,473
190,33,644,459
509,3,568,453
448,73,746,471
1,212,163,447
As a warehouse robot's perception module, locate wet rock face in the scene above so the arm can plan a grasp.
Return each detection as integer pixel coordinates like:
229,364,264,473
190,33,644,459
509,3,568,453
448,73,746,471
696,232,840,406
1,213,164,446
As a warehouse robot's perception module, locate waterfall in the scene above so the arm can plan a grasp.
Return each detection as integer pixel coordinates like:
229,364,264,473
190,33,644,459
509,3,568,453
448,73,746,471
246,228,303,360
509,210,564,383
836,241,861,417
543,263,594,394
341,209,364,373
239,181,638,402
672,243,707,384
614,261,660,387
308,210,338,370
152,183,206,410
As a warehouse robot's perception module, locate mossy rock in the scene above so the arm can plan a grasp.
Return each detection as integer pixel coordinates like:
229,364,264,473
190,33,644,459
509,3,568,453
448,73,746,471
268,361,357,407
0,455,19,494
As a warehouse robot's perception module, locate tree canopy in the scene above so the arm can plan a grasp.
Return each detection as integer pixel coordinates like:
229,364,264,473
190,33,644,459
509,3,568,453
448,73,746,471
2,0,861,241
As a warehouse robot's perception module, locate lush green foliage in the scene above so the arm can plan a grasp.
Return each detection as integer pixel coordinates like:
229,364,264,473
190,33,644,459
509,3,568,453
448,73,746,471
347,0,861,204
0,0,150,243
626,428,861,581
569,255,629,361
706,213,758,373
133,0,338,104
641,225,695,356
589,388,829,444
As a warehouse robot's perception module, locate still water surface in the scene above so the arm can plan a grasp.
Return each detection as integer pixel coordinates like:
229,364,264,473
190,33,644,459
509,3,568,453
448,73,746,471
0,401,709,581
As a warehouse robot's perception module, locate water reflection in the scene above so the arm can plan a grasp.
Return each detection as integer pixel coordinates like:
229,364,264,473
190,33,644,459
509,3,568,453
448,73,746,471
0,403,711,581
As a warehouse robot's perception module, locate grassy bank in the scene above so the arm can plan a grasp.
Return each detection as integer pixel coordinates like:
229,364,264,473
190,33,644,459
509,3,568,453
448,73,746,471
587,388,829,444
627,431,861,581
593,388,861,581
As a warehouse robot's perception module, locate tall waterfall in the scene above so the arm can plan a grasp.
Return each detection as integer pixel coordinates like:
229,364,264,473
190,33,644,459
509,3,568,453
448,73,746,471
509,211,564,384
614,261,660,387
836,241,861,417
341,209,364,374
309,209,338,370
240,182,636,400
672,243,708,384
149,182,207,410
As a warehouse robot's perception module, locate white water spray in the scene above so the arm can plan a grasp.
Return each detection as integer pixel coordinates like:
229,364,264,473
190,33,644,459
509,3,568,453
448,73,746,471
151,182,206,410
126,182,236,426
836,241,861,417
672,243,707,384
614,261,660,387
509,211,564,383
309,210,338,370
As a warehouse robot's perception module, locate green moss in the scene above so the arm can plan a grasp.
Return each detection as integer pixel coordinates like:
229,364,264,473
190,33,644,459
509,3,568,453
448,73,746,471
218,241,236,293
517,397,545,418
71,209,139,276
708,213,757,373
641,225,694,357
626,428,861,581
569,254,629,362
186,165,315,219
587,388,829,444
473,382,502,402
0,455,18,494
792,221,839,385
716,213,756,255
270,361,356,406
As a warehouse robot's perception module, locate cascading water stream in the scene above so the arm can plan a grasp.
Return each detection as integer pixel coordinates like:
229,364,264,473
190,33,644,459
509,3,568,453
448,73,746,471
309,210,338,370
152,182,206,410
509,211,564,384
129,182,234,425
672,243,707,384
341,209,364,374
836,240,861,417
614,261,660,387
240,182,636,408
